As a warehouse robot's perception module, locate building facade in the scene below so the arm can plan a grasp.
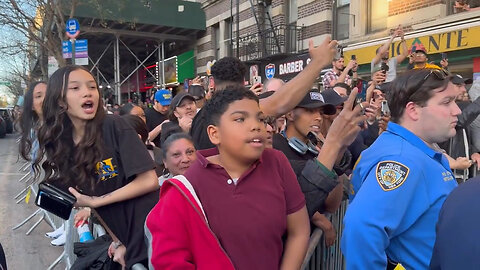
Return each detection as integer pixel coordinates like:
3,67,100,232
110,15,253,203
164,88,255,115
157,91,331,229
195,0,480,82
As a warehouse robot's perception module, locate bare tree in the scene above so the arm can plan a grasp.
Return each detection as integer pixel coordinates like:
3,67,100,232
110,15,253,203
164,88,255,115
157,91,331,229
0,0,83,79
1,54,31,100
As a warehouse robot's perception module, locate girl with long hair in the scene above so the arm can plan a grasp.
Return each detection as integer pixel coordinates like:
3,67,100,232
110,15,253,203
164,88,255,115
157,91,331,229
18,81,47,161
33,65,159,268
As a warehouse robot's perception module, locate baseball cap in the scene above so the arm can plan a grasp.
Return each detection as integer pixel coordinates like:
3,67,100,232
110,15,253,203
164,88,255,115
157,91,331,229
451,74,473,85
170,92,195,109
321,89,348,106
296,90,336,115
413,44,427,55
154,89,172,106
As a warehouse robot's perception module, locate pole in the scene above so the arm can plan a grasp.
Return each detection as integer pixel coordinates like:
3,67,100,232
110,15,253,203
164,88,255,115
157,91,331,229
161,42,165,89
136,69,140,103
71,39,76,65
114,36,121,105
230,0,233,56
236,0,239,58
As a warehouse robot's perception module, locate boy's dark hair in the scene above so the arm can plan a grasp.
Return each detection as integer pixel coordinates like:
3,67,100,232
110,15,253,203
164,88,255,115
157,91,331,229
211,57,247,85
203,85,259,126
387,69,450,123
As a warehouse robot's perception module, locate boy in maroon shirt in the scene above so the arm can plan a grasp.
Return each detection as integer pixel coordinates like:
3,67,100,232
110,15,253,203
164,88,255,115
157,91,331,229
147,86,309,269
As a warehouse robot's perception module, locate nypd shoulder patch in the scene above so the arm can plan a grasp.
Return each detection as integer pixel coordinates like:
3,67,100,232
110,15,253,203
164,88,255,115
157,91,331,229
375,161,410,191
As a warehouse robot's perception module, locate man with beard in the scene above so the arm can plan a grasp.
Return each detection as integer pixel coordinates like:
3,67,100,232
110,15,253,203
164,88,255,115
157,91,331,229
322,56,357,91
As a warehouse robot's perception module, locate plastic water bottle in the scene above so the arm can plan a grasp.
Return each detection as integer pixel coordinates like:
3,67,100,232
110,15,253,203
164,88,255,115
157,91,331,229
76,220,94,242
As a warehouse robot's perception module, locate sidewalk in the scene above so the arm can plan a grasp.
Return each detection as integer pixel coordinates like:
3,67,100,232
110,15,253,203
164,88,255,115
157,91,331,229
0,133,64,269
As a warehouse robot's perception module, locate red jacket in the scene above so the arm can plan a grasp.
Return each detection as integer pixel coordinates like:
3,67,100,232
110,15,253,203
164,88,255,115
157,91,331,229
145,175,235,270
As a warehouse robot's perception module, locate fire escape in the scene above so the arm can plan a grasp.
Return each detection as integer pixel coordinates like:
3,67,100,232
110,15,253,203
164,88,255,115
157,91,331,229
234,0,305,62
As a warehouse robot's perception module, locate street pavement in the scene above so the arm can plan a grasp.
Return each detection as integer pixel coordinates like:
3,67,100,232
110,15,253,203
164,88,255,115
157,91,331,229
0,133,64,269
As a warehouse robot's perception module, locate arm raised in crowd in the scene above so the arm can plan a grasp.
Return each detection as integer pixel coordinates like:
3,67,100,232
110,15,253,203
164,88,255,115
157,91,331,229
317,89,367,170
69,170,159,208
260,37,337,117
372,30,397,66
396,28,409,63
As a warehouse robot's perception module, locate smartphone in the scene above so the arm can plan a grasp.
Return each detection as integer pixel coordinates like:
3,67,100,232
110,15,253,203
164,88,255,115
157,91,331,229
351,54,356,61
411,45,417,53
381,100,390,116
441,52,448,60
381,62,389,74
307,131,324,147
253,76,262,85
335,46,343,59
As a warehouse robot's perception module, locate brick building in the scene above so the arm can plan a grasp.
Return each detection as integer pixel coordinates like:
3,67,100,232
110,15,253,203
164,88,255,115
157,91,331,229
195,0,480,83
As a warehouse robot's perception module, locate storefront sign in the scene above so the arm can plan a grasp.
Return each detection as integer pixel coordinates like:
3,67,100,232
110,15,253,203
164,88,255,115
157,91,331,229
344,25,480,65
255,53,312,81
265,64,275,80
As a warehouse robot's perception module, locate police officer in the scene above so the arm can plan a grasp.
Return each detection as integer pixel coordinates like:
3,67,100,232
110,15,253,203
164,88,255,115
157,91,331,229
341,69,460,269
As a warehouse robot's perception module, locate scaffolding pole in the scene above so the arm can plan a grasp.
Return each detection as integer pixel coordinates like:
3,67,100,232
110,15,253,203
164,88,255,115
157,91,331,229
114,36,121,105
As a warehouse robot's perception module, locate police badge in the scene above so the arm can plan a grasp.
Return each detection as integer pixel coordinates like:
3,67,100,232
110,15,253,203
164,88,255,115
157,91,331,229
375,161,410,191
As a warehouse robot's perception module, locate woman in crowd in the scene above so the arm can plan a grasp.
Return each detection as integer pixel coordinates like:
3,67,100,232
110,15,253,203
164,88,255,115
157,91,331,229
119,103,146,123
33,65,159,269
18,81,47,161
158,133,197,186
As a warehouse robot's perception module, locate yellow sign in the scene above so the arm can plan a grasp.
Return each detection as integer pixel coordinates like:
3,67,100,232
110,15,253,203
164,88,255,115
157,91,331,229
344,25,480,65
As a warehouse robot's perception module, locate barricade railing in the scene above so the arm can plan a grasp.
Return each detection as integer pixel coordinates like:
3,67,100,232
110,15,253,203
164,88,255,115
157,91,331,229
303,200,348,270
11,139,76,269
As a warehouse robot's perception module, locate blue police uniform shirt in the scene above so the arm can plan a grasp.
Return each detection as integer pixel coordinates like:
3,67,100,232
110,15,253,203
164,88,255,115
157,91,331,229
341,122,457,269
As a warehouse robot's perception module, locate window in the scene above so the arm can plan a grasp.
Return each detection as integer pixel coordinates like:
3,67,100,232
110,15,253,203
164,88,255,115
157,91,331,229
368,0,387,32
335,0,350,40
448,0,480,15
213,24,220,59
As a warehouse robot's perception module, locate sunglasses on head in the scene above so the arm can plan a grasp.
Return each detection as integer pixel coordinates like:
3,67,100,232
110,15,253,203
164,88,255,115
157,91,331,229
413,68,449,91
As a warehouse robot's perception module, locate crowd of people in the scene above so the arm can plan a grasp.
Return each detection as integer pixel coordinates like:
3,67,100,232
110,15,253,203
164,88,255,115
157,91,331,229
13,27,480,269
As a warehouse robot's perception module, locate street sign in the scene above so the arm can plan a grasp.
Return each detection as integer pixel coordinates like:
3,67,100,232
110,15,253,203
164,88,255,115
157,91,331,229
65,18,80,39
62,39,88,58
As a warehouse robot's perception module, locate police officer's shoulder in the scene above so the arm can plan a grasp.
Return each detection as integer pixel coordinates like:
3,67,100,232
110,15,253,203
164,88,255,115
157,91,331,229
371,155,420,193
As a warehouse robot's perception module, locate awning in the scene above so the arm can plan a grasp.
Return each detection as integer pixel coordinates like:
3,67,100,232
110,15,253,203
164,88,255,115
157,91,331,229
343,20,480,66
66,0,205,35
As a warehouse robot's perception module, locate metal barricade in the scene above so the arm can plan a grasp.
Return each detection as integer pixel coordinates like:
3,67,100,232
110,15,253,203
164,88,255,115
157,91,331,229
303,200,348,270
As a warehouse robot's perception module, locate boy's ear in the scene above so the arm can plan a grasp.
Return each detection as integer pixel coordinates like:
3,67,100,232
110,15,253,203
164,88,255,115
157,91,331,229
206,124,220,146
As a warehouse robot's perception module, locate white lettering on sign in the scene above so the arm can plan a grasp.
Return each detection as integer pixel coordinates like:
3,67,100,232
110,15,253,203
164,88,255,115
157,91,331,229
279,60,304,75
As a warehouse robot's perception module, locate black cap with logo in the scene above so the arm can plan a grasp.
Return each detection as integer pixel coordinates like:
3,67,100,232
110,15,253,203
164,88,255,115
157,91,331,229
296,90,336,115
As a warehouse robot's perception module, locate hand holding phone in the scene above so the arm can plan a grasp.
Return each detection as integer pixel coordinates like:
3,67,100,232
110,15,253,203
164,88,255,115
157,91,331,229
335,45,343,59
